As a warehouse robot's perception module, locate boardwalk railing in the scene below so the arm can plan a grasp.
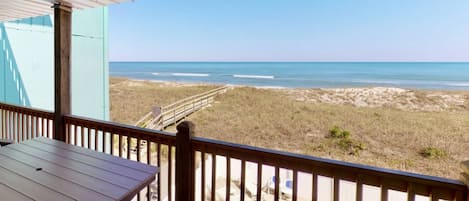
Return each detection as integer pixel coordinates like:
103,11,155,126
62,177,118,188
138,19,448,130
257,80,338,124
135,86,228,130
0,102,468,201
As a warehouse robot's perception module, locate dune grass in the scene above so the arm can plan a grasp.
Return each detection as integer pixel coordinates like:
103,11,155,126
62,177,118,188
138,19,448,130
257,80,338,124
110,77,469,179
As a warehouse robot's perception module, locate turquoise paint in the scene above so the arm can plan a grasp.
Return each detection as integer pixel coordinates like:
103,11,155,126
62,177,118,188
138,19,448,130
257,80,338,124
0,7,109,120
103,8,110,120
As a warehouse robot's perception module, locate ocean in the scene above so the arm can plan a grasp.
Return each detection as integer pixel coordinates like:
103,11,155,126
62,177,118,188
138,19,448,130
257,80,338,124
110,62,469,90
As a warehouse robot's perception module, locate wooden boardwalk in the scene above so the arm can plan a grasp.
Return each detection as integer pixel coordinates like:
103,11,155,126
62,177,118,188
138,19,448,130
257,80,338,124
135,86,228,130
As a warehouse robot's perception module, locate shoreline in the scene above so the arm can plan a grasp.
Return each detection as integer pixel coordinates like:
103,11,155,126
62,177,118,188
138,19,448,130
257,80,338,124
110,76,469,92
111,76,468,112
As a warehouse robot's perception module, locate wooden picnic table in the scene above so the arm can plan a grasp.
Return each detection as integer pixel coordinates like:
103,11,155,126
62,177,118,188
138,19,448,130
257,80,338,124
0,137,159,201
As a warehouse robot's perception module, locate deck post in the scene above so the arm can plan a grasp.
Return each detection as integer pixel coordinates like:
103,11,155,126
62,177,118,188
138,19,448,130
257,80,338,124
176,121,195,201
53,3,72,142
462,161,469,201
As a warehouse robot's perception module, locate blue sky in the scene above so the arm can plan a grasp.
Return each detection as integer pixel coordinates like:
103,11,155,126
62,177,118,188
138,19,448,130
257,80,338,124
109,1,469,62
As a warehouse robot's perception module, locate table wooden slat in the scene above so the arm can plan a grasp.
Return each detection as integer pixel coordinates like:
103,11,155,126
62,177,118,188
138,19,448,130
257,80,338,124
0,137,159,201
0,183,34,201
0,148,130,199
7,143,141,189
0,168,74,201
0,154,115,201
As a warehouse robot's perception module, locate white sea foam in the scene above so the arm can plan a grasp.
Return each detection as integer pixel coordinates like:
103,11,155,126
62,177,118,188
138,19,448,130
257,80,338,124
352,79,400,85
151,72,160,76
444,82,469,87
172,73,210,77
233,74,275,79
255,86,286,89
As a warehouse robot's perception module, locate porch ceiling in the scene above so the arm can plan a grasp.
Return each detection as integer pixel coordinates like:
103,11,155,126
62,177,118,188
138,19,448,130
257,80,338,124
0,0,129,22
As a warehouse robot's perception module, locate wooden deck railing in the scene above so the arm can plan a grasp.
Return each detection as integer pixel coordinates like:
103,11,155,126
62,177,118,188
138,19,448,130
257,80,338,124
0,102,467,201
191,135,468,201
0,103,54,142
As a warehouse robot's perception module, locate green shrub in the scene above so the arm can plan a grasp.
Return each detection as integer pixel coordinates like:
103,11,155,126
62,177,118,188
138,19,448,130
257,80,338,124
329,126,342,138
420,147,446,159
328,126,365,156
329,126,351,139
338,138,353,150
341,130,351,139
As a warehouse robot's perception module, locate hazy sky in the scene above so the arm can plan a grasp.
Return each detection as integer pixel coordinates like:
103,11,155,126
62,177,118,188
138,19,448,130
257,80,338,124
109,1,469,62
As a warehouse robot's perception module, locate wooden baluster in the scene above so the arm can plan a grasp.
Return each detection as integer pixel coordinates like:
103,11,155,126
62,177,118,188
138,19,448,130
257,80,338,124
136,137,141,201
157,143,161,201
137,138,141,162
16,112,19,142
407,183,415,201
102,131,106,153
22,114,26,142
226,156,231,201
26,115,30,140
201,151,206,201
94,129,98,151
8,111,11,139
119,134,123,157
71,124,75,145
0,110,3,139
274,167,280,201
293,170,298,201
168,145,172,201
312,173,318,201
256,163,262,201
110,133,114,155
80,126,85,147
127,136,131,159
35,116,39,137
334,177,340,201
381,186,388,201
65,123,73,144
211,154,216,201
241,160,246,201
147,140,151,201
87,127,91,148
45,118,49,138
356,177,363,201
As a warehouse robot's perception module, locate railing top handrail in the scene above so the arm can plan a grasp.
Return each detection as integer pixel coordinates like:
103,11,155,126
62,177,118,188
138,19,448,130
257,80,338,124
134,111,153,126
192,136,466,190
0,102,54,118
163,86,227,110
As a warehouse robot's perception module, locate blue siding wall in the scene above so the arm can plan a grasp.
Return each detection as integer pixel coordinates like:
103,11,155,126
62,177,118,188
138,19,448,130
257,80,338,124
0,8,109,120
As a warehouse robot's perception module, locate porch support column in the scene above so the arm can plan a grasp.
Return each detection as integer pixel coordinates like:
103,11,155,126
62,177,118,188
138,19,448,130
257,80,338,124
53,3,72,142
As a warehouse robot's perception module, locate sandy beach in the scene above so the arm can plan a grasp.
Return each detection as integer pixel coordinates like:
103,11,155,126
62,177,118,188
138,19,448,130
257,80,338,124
110,77,469,179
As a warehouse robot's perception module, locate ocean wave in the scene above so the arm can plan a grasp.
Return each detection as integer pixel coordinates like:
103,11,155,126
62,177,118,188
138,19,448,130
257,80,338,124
254,85,286,89
152,72,160,76
443,82,469,87
233,74,275,79
172,73,210,77
352,79,469,88
351,79,400,85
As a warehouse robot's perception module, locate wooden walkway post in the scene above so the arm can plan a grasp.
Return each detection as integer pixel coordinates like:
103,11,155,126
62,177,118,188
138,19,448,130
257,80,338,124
176,121,195,201
53,2,72,142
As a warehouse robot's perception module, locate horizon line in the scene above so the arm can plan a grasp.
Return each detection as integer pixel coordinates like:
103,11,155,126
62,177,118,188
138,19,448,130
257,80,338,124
110,60,469,63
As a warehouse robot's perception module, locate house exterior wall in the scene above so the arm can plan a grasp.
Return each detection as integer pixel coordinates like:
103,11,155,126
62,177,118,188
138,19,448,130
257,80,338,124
0,7,109,120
